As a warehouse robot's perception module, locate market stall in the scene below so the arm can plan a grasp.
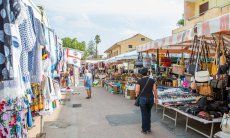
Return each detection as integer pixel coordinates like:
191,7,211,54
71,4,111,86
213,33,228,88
0,0,65,137
135,13,230,138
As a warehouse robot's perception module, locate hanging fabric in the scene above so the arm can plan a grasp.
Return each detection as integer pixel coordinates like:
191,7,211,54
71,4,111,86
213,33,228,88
0,0,22,81
27,6,46,83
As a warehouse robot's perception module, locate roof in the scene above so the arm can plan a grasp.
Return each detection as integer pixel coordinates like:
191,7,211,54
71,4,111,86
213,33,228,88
104,33,152,53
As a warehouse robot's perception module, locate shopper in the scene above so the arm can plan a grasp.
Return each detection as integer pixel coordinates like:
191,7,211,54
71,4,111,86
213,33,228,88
135,68,157,134
84,69,93,99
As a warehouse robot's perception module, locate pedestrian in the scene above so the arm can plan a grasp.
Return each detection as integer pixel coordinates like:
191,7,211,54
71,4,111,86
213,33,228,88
135,68,157,134
84,69,93,99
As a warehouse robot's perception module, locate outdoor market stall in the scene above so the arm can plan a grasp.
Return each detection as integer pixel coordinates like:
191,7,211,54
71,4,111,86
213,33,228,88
135,13,230,138
0,0,66,137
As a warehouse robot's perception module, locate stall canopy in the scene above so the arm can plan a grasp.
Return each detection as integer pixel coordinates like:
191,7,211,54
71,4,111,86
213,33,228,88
105,50,139,63
137,13,230,53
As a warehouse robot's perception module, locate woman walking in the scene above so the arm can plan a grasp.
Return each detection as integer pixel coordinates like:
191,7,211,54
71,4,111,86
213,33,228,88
135,68,157,134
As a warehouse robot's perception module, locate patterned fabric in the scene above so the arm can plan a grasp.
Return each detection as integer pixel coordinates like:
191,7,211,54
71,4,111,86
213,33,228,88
27,6,46,83
18,5,36,87
0,98,28,138
0,0,21,80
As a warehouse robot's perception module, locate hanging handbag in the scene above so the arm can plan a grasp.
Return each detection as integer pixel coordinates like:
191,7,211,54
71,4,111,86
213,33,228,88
135,78,150,106
143,53,151,68
211,78,228,89
211,40,219,76
221,113,230,133
219,36,229,74
198,84,213,96
195,39,210,82
220,50,227,66
161,50,171,67
188,36,199,75
135,52,143,68
172,53,185,75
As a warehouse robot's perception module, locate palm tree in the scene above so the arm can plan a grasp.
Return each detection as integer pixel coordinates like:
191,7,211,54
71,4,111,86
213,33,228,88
94,35,101,58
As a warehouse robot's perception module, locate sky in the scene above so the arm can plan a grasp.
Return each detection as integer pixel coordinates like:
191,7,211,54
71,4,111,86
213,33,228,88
34,0,184,55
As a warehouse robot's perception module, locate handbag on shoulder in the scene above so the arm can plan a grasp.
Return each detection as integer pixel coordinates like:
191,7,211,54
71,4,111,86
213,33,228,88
135,78,150,106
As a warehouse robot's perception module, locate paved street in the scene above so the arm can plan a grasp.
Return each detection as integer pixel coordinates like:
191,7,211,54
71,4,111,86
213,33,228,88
29,85,210,138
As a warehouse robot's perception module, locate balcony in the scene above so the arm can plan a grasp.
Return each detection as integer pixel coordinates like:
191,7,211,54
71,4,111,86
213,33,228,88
173,4,230,34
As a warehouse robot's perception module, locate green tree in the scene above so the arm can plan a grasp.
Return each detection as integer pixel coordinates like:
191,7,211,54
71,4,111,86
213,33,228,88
87,40,96,56
94,35,101,58
62,37,88,59
177,14,185,26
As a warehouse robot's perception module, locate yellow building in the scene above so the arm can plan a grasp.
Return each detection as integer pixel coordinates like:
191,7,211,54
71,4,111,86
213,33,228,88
173,0,230,34
105,34,152,58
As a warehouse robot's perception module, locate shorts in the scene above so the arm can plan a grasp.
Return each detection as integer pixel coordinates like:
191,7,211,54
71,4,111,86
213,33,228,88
85,84,92,90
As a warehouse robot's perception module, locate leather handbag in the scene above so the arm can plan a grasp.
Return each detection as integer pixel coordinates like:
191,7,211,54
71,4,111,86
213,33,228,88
211,42,219,76
211,62,218,76
221,113,230,133
220,51,227,66
161,50,171,67
218,64,229,75
135,78,150,106
211,79,227,89
198,84,213,96
135,52,143,68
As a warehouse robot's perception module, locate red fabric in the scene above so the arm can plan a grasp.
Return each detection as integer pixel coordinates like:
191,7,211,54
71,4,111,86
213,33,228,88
220,14,229,31
202,22,210,35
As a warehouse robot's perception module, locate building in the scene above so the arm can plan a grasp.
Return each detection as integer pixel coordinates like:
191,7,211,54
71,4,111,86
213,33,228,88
105,34,152,58
173,0,230,34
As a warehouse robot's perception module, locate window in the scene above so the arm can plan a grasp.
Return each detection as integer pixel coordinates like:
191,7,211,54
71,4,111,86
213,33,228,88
128,45,133,48
199,2,209,15
141,38,145,41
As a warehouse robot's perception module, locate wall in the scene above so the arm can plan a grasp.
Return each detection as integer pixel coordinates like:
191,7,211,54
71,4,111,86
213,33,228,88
106,34,152,58
194,0,230,16
184,1,196,20
120,34,152,54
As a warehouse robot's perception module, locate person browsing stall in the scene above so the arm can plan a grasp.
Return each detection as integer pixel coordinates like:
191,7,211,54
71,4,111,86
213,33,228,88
135,68,157,134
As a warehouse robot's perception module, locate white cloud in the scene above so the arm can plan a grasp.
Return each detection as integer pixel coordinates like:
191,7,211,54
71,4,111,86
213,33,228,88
34,0,184,54
68,14,96,29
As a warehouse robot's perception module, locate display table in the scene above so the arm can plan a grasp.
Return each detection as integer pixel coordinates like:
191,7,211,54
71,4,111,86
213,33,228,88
214,131,230,138
158,104,222,138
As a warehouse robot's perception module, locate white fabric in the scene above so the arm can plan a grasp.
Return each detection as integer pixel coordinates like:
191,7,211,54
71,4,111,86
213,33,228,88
221,113,230,134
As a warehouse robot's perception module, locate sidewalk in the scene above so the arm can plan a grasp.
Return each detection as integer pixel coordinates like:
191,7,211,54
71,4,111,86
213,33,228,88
29,85,207,138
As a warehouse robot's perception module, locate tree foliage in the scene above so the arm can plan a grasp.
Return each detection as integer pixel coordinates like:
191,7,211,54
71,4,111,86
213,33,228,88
62,37,88,59
87,40,96,56
94,34,101,57
177,19,184,26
